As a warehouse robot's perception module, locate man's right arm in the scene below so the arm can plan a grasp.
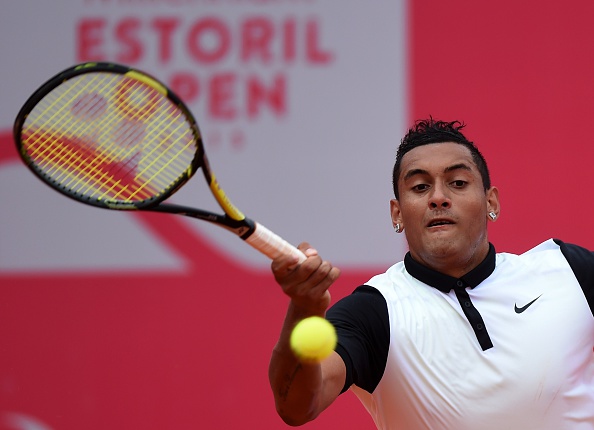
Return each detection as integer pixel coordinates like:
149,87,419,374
269,302,347,425
268,244,344,425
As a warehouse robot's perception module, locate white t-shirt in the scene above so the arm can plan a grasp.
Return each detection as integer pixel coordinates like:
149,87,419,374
328,239,594,430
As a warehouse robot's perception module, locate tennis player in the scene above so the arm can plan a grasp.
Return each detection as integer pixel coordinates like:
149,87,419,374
268,118,594,430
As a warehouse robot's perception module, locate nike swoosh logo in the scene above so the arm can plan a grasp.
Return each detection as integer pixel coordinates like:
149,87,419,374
514,295,542,313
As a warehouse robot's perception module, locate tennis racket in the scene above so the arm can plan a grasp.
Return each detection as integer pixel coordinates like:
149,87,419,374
13,62,306,263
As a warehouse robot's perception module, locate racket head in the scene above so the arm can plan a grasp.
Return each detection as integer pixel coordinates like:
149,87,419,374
13,62,205,210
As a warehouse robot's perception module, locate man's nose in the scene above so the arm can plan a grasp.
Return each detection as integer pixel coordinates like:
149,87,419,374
428,184,451,209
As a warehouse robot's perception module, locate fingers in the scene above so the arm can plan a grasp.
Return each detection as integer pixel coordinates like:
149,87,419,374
271,242,340,314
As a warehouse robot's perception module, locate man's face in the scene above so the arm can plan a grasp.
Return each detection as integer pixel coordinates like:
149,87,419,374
391,142,499,276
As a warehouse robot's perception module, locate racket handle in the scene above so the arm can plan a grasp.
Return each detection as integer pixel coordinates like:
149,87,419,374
245,222,307,263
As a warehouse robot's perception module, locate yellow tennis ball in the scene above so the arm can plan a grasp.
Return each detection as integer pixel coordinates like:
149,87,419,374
290,316,337,363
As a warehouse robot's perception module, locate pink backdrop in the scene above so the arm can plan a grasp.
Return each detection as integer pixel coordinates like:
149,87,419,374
2,1,594,429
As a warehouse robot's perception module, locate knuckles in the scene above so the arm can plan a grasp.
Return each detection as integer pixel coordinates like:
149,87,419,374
271,243,339,312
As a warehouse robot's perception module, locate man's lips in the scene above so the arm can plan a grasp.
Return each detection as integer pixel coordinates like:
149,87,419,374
426,218,456,228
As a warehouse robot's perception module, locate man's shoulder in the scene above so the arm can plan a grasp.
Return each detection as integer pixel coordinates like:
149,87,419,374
496,238,593,267
364,261,411,295
496,239,569,267
496,238,594,315
366,261,407,284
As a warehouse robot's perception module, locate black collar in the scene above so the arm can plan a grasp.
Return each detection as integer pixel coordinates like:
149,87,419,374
403,243,496,293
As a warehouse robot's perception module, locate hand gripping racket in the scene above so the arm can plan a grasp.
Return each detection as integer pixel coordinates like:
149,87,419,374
13,62,306,263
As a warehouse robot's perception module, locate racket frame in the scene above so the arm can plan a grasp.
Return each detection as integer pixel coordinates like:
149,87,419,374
13,62,305,261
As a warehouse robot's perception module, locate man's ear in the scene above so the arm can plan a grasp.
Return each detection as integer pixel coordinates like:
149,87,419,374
390,199,402,229
486,186,500,221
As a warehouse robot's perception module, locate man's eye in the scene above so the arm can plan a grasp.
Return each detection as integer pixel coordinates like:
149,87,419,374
451,180,467,187
413,184,429,192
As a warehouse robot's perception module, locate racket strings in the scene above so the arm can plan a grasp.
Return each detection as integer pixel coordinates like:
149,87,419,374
21,72,198,204
128,108,196,200
76,79,168,198
25,75,149,198
29,77,137,198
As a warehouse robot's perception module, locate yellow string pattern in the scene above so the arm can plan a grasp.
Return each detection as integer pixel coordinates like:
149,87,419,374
21,72,198,205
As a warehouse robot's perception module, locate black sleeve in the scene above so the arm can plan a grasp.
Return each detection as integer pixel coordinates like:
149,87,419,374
326,285,390,394
554,239,594,316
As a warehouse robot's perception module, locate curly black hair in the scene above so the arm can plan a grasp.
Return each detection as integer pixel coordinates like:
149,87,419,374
392,118,491,199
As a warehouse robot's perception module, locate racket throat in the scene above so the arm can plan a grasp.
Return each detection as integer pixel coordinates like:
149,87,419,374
236,218,256,239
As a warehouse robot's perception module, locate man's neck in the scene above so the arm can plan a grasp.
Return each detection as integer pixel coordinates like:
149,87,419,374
410,242,490,279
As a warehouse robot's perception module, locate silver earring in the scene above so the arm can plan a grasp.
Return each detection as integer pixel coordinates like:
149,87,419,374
488,212,497,221
394,223,402,233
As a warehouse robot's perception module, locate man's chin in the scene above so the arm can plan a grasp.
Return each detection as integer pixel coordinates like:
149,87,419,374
414,239,460,263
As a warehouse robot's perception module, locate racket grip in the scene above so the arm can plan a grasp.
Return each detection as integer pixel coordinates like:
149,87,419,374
245,222,307,263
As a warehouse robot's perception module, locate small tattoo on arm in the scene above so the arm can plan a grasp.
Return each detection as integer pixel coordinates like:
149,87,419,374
278,363,302,401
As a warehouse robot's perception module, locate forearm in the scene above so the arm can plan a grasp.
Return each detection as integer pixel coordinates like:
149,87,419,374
268,245,343,424
269,303,326,425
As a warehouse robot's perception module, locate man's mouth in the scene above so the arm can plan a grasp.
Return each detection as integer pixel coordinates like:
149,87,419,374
427,219,455,228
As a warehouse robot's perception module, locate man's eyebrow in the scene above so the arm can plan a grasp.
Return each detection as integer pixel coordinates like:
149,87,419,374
403,168,428,181
403,163,472,181
444,163,473,174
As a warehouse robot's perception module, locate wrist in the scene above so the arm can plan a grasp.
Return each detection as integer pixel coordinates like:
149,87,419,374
287,301,327,320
